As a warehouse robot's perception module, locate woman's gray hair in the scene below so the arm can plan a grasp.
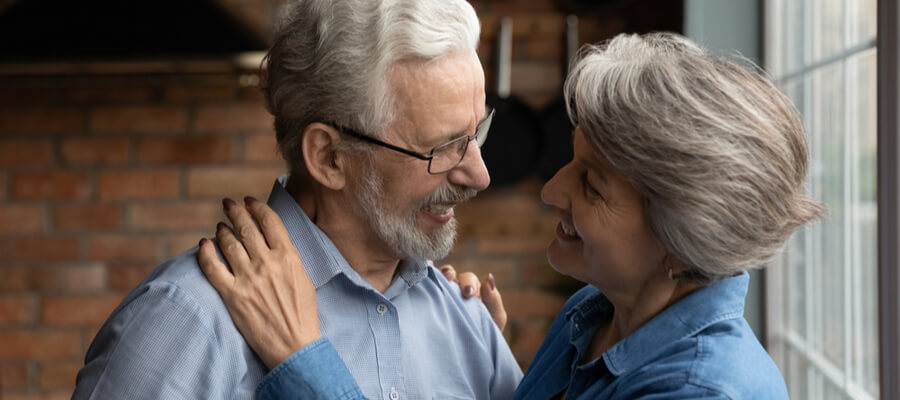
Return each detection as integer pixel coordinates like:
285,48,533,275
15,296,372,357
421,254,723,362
264,0,481,175
564,32,824,282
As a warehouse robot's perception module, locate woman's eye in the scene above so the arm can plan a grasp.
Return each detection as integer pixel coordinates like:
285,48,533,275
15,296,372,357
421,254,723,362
582,174,601,197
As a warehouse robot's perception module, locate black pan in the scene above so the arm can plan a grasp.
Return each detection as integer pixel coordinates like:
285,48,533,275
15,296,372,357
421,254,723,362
537,15,578,181
482,17,541,187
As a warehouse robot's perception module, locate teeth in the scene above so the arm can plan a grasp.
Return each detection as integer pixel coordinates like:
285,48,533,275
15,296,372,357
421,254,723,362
424,204,452,214
561,221,579,238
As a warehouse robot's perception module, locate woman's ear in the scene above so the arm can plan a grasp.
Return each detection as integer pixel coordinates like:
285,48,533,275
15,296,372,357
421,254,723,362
301,123,348,190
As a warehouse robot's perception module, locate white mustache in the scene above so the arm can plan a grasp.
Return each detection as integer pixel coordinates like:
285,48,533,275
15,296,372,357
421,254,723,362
420,184,477,206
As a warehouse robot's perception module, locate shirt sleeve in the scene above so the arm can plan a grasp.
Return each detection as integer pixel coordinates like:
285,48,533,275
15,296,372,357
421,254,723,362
256,338,368,400
475,301,524,399
72,282,253,399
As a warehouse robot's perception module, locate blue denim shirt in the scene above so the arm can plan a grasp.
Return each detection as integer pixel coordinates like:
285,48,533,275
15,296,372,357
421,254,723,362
74,176,521,400
513,273,788,399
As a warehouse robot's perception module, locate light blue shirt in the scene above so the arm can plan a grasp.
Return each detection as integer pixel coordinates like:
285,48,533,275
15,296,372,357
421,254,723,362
74,175,522,399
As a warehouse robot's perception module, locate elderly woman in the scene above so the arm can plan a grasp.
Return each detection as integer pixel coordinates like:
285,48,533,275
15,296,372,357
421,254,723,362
198,32,822,399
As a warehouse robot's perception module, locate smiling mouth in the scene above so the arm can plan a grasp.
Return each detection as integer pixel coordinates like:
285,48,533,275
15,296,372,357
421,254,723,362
423,203,455,214
559,220,580,239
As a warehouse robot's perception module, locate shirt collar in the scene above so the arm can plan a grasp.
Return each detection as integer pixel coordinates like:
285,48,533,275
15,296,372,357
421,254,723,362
566,273,749,376
266,175,430,294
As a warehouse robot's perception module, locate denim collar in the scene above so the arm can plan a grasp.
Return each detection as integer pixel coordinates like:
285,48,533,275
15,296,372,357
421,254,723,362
565,273,749,376
266,175,430,299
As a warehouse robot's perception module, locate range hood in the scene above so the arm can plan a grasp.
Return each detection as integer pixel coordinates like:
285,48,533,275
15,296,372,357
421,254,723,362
0,0,268,63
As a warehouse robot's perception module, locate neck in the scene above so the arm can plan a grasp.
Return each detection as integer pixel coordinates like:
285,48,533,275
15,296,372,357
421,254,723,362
287,175,401,293
588,277,703,360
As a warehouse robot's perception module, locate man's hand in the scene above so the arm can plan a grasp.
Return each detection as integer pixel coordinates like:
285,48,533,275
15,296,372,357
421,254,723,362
438,265,507,331
197,197,321,370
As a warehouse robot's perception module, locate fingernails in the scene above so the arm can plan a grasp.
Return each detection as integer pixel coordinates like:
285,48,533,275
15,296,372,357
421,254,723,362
487,273,496,290
244,196,258,205
464,286,476,298
223,198,236,210
216,221,227,231
198,238,207,247
440,266,452,274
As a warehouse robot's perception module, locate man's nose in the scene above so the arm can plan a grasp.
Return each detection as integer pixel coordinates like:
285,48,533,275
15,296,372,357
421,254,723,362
447,140,490,191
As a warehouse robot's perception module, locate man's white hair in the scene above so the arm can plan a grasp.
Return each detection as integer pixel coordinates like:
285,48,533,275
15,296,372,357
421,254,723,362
264,0,481,176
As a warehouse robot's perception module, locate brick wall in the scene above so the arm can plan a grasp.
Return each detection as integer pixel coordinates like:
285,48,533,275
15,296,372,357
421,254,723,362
0,0,679,397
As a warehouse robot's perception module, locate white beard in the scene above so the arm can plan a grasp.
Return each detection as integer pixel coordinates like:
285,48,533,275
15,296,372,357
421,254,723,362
353,163,475,262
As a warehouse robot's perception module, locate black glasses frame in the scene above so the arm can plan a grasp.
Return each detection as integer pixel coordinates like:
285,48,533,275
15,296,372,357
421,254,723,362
328,108,494,174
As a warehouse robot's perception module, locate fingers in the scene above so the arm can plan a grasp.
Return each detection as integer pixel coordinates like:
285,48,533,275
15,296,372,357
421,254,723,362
244,197,294,251
222,198,270,260
439,264,457,282
216,221,252,276
197,238,235,293
480,273,507,331
457,272,481,299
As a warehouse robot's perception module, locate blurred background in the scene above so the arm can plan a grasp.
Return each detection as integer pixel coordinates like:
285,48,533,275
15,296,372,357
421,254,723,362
0,0,887,399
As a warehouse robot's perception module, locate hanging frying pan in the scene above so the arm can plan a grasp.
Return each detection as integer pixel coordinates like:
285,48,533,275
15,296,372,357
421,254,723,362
537,15,578,180
481,17,542,187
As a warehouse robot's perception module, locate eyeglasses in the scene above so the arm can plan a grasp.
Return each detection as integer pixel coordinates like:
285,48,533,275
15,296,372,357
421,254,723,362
329,108,494,174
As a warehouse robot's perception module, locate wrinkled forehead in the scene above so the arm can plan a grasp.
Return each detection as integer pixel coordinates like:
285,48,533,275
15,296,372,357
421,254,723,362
387,52,486,142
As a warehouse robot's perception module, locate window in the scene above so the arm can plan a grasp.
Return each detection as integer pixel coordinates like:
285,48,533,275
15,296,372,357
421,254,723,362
763,0,881,398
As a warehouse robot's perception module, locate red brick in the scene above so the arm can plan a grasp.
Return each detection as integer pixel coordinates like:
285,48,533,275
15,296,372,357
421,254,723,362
0,139,54,166
1,391,73,400
88,235,160,261
60,137,129,164
0,107,83,134
0,330,81,359
503,288,566,318
167,232,207,258
243,133,282,163
40,295,123,327
53,204,121,231
186,166,283,198
193,103,272,132
57,264,107,293
475,235,551,255
38,361,83,389
109,262,156,291
97,169,179,201
65,87,155,103
510,318,552,365
0,296,37,324
11,171,90,201
136,136,234,164
0,204,45,234
0,87,59,106
0,265,106,293
129,203,221,231
2,237,80,261
163,86,237,102
89,106,188,134
0,362,28,390
0,171,7,201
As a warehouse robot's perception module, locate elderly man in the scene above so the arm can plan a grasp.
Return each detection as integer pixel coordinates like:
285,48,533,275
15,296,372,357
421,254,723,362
72,0,522,399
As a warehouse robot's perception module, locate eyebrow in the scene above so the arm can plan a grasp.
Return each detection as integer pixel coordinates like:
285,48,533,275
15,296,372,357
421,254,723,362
430,107,491,146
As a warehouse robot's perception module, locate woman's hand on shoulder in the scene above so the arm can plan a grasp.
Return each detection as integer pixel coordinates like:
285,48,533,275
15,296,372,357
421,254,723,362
197,197,321,370
437,264,507,331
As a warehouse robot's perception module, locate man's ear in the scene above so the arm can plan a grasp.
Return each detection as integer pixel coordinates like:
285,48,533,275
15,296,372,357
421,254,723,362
301,123,348,190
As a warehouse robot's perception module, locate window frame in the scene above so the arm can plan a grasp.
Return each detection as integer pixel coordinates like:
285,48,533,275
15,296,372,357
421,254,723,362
876,0,899,399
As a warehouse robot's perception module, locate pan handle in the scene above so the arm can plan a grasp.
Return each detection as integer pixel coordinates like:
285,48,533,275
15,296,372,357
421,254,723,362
495,17,513,98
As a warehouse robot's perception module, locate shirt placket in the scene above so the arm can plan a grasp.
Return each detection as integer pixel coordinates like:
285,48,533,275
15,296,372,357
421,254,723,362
368,293,404,400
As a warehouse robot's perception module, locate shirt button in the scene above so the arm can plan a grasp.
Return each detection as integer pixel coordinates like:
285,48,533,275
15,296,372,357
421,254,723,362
376,303,388,315
390,388,399,400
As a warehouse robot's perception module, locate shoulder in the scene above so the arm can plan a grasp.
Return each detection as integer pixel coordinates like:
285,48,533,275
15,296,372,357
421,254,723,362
75,246,261,398
619,318,788,399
